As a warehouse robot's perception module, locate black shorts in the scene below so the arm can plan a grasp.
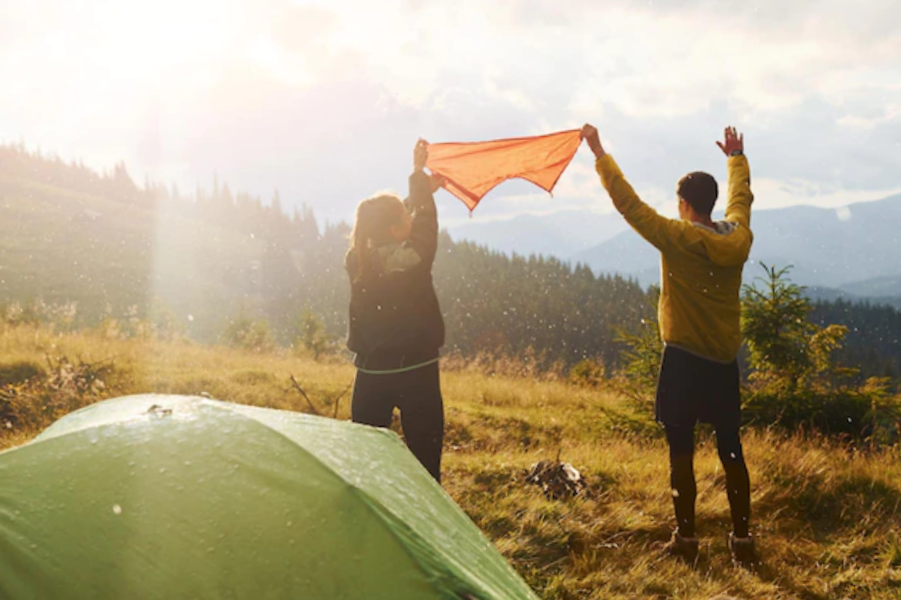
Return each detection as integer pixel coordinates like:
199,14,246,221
655,345,741,429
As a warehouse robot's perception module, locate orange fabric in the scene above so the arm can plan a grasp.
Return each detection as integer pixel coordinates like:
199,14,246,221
425,130,583,212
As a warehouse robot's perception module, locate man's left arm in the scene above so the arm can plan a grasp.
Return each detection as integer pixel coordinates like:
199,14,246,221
717,127,753,229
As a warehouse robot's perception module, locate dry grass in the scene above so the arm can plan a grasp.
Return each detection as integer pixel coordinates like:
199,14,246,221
2,325,900,599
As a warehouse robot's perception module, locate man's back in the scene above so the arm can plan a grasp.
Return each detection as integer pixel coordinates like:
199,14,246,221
595,153,753,362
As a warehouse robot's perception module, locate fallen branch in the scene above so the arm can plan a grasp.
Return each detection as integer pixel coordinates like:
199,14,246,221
331,381,353,419
289,375,321,416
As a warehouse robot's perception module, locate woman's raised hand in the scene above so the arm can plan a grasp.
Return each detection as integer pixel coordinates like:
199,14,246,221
414,139,429,172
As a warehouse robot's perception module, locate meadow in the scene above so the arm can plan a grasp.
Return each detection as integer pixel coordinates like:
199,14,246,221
2,325,900,600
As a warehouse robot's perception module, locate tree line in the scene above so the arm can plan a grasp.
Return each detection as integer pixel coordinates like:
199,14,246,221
1,142,899,381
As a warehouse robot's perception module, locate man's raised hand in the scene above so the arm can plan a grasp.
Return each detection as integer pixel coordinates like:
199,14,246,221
716,126,744,156
580,124,606,159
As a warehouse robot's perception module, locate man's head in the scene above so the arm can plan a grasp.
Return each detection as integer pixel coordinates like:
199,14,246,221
677,171,718,220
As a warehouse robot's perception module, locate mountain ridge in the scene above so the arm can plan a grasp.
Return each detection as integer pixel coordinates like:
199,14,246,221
451,194,901,293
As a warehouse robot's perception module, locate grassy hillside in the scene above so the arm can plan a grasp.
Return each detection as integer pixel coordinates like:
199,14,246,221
0,173,265,340
2,325,900,600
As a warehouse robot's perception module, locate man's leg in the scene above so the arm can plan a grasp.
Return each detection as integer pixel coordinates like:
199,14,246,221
664,423,697,538
714,426,751,538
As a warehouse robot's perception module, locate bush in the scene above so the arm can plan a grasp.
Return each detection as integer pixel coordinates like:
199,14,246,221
0,361,46,387
0,355,114,434
295,308,334,361
741,265,901,442
1,299,78,331
568,358,606,388
742,378,900,440
613,286,661,410
221,312,275,353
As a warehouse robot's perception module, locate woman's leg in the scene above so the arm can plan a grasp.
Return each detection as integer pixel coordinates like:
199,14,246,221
351,371,394,428
396,363,444,483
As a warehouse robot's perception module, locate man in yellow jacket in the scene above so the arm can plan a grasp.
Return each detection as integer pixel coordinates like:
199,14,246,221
582,124,757,568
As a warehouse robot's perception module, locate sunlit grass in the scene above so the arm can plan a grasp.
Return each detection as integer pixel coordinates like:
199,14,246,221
2,325,900,599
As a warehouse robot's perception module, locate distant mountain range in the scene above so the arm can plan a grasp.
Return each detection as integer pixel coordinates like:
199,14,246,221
449,194,901,305
447,210,628,258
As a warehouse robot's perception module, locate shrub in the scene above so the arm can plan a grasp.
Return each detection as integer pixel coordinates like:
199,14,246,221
0,361,46,387
295,308,334,361
613,286,661,410
741,265,901,442
742,379,898,440
0,355,114,434
221,312,275,353
568,358,606,388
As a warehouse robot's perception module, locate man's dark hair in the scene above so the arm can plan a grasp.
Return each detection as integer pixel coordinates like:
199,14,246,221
677,171,718,216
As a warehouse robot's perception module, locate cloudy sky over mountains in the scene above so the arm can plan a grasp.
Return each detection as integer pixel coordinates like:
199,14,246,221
1,0,899,226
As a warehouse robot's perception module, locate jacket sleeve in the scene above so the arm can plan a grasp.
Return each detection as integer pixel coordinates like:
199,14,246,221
405,170,438,268
724,155,753,229
596,154,679,253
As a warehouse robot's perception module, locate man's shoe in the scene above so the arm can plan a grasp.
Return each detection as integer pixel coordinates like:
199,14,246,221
728,533,759,568
661,530,699,566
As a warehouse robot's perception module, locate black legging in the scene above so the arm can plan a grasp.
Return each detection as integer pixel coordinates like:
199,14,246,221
351,362,444,483
665,423,751,538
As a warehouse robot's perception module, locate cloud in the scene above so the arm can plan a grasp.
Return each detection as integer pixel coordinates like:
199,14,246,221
0,0,899,228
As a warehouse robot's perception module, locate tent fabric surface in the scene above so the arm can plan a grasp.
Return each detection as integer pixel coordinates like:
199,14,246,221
0,394,540,600
426,130,583,212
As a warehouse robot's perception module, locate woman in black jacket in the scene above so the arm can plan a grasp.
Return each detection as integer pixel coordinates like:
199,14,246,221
345,139,445,482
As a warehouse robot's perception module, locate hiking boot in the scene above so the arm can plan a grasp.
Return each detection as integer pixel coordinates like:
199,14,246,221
661,530,699,566
728,533,759,568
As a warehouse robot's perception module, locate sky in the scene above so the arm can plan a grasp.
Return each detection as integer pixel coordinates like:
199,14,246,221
1,0,899,228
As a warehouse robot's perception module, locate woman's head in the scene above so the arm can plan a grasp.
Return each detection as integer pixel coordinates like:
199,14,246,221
348,193,412,279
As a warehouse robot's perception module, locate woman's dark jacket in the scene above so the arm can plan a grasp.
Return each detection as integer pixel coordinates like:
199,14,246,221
345,170,445,370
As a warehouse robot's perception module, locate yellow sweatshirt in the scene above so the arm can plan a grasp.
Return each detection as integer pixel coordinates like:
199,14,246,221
596,154,754,363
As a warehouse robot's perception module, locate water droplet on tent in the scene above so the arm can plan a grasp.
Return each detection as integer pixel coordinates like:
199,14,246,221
112,504,122,515
671,489,680,498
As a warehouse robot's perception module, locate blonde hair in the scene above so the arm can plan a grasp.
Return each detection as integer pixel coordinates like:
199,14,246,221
347,193,406,281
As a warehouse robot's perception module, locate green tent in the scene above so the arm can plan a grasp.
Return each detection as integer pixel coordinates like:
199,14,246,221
0,394,540,600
